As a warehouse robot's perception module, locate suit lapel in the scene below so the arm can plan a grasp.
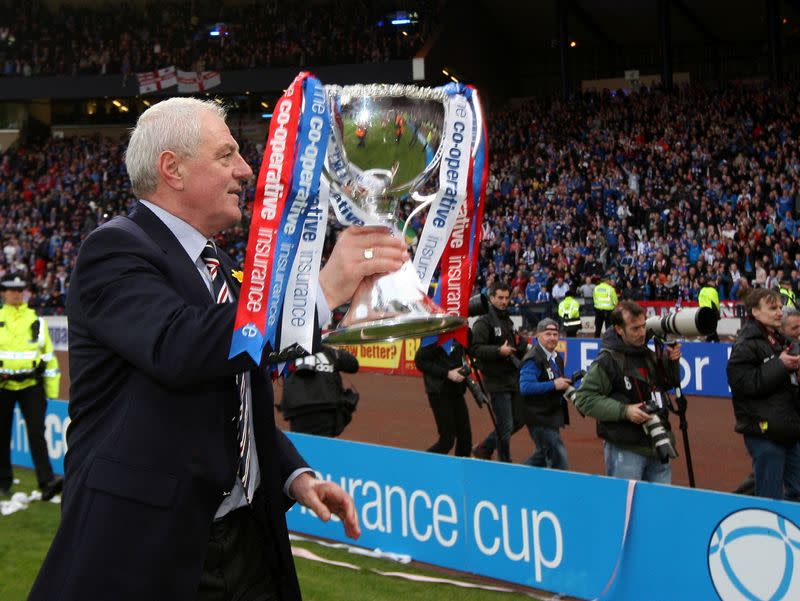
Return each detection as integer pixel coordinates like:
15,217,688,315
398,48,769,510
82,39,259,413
129,202,214,306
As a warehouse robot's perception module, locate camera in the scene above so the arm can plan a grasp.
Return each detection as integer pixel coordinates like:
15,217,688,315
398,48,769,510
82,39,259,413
641,402,678,463
468,293,489,317
458,363,490,408
645,307,718,339
562,369,587,404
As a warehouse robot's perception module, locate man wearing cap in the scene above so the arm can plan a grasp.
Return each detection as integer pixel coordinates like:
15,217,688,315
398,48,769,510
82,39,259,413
519,319,571,470
0,275,63,499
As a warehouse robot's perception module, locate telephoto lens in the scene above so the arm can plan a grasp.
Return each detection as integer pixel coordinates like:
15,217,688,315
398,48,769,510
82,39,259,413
641,407,678,463
562,370,586,405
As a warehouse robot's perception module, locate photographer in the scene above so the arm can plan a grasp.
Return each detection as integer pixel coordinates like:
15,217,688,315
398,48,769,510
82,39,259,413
414,340,472,457
470,282,528,462
574,301,681,483
727,289,800,500
519,319,570,470
279,345,360,437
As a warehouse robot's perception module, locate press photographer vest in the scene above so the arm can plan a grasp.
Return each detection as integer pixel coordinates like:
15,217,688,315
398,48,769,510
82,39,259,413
521,345,568,428
594,349,671,448
471,308,522,393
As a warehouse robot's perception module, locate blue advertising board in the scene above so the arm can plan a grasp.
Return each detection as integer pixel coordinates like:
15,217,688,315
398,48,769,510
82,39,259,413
284,433,800,601
563,339,732,397
10,398,69,475
15,400,800,600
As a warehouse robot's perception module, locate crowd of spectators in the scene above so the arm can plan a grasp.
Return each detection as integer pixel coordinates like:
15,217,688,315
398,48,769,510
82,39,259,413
2,81,800,315
0,0,432,78
457,82,800,318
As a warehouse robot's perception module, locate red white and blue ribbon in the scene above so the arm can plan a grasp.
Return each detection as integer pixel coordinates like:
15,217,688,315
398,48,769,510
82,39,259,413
230,72,330,363
424,84,488,348
412,88,474,293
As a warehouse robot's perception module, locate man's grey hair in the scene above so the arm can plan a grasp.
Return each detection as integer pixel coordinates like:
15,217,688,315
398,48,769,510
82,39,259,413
782,305,800,327
125,98,227,198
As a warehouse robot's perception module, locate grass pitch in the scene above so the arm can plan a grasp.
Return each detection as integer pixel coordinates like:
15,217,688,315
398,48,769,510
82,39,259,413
0,469,537,600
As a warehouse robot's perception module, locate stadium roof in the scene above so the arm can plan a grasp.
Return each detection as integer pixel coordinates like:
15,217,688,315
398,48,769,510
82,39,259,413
480,0,791,48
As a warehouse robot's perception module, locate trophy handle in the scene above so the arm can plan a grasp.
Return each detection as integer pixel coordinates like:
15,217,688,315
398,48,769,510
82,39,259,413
403,194,435,241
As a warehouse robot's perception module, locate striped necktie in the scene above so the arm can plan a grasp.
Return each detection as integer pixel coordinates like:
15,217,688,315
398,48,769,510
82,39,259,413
549,356,561,378
200,240,253,502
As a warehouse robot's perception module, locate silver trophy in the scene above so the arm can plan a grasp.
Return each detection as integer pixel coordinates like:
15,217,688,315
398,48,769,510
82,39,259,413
321,84,479,344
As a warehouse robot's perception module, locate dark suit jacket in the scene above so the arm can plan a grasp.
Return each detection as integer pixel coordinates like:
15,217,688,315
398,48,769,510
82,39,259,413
30,203,307,601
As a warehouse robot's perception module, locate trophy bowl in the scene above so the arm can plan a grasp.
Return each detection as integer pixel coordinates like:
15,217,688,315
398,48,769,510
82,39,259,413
321,84,471,344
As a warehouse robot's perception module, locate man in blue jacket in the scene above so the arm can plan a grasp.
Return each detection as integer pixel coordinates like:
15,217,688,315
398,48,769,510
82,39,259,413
519,318,571,470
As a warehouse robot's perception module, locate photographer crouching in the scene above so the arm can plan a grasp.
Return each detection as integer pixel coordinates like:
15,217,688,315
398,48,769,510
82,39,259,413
470,282,528,462
727,289,800,501
574,301,681,483
278,345,360,437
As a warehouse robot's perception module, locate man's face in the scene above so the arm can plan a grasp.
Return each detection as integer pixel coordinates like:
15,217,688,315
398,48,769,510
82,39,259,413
178,111,253,236
615,311,647,347
752,298,783,330
782,315,800,340
490,289,510,311
2,289,24,306
537,329,559,352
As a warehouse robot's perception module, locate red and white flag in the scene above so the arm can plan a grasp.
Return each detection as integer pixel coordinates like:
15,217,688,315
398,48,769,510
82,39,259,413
177,70,222,93
136,66,177,94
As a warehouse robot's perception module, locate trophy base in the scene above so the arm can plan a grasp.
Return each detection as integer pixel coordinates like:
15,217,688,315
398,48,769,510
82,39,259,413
321,260,467,344
322,314,466,345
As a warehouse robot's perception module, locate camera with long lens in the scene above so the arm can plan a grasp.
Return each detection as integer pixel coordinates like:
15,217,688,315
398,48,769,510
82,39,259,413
645,307,718,339
641,401,678,463
562,369,587,404
458,363,490,408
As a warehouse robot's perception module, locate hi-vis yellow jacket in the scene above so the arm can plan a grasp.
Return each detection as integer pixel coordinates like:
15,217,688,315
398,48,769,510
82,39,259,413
0,304,60,398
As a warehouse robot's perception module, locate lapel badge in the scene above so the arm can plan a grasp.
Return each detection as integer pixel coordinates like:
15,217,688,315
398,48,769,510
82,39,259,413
231,269,243,284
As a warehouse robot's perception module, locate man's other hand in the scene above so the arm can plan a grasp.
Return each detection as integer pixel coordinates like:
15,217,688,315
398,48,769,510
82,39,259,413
290,472,361,539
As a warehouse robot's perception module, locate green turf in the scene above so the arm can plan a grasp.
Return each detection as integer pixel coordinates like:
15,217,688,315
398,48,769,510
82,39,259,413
0,468,537,600
0,468,57,601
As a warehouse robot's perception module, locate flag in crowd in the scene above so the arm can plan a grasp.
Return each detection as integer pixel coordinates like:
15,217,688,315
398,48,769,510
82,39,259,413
135,66,177,94
177,70,222,93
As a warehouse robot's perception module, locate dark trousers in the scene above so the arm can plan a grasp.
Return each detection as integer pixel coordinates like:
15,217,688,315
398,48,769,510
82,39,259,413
479,391,524,462
198,501,278,601
594,309,611,337
0,384,54,489
426,392,472,457
744,435,800,501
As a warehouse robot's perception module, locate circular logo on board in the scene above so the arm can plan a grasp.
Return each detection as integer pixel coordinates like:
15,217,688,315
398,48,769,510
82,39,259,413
708,509,800,601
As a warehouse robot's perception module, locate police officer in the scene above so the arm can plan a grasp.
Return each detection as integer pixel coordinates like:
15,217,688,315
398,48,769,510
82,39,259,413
557,291,582,337
593,277,618,338
0,275,62,499
698,277,721,342
278,345,359,437
779,280,797,310
575,301,682,483
470,282,528,462
519,318,570,470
